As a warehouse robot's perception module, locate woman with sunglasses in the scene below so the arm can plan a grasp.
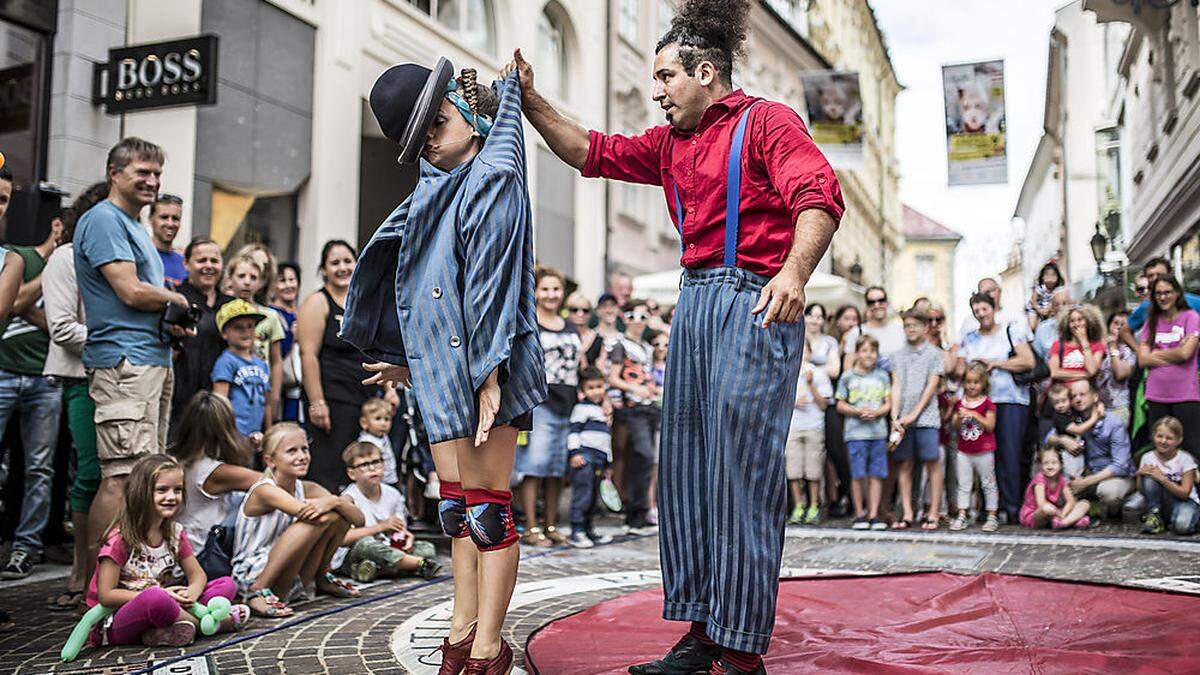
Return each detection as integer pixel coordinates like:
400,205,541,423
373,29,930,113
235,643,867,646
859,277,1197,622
1138,275,1200,455
341,62,544,673
565,291,600,367
515,266,582,547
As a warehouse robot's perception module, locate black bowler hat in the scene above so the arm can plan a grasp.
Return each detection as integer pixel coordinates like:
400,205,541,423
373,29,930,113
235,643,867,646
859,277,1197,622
370,57,455,164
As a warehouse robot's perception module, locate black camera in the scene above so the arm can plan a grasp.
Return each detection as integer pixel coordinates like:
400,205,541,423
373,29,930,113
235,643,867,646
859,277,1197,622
163,302,202,330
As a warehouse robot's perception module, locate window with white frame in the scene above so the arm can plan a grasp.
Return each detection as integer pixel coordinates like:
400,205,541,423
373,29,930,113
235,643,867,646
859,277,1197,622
406,0,495,54
537,7,568,100
916,254,935,293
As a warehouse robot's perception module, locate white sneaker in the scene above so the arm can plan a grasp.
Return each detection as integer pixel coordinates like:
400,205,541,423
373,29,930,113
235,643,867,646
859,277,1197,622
568,531,594,548
589,531,614,545
424,478,440,499
646,508,658,525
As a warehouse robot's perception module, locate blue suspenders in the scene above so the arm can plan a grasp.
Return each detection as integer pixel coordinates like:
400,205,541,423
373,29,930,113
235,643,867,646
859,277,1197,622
672,103,759,266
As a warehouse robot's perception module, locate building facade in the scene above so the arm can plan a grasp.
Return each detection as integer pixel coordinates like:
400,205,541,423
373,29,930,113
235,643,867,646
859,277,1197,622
606,0,901,291
892,205,961,330
27,0,611,295
1011,0,1130,300
1085,0,1200,291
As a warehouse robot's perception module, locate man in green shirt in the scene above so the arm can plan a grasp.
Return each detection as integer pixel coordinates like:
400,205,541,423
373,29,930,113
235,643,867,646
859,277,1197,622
0,167,65,580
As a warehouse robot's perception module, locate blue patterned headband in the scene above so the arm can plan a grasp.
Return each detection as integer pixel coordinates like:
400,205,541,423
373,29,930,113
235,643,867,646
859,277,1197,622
444,80,494,138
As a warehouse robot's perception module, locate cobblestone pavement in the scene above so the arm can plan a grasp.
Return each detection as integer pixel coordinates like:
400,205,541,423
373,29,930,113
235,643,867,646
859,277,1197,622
2,518,1199,674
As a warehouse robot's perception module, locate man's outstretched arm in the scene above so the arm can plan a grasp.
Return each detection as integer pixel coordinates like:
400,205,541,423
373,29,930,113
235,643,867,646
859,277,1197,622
501,49,588,170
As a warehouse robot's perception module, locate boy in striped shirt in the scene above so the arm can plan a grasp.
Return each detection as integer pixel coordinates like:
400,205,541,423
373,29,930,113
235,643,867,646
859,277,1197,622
567,367,614,548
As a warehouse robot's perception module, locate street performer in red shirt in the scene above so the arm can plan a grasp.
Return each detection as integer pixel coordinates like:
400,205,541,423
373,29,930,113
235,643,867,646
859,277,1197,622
503,1,843,672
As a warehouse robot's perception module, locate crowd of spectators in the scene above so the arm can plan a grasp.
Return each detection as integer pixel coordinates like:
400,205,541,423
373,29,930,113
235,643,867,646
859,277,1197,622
0,134,1198,648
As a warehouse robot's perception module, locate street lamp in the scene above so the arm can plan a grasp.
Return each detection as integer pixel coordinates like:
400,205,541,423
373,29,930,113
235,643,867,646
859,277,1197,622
1090,221,1108,278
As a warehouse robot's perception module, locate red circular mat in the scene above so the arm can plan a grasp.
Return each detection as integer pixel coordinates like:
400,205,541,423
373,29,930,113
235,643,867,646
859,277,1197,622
525,572,1200,674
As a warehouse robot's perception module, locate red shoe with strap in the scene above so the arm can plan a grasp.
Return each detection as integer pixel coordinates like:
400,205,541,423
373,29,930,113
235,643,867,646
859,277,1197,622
436,623,477,675
463,638,513,674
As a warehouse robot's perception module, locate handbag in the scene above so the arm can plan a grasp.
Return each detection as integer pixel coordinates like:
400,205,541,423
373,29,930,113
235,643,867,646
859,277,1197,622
280,343,302,389
1007,324,1049,385
196,494,243,580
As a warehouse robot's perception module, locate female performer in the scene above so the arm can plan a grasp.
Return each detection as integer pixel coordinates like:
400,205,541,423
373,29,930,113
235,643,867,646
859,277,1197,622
340,62,544,675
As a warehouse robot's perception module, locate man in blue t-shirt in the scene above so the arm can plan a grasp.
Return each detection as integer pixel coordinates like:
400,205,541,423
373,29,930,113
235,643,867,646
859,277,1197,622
148,193,186,286
74,137,192,560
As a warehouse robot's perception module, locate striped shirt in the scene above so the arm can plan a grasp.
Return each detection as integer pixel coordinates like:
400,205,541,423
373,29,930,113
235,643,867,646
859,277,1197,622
567,401,612,462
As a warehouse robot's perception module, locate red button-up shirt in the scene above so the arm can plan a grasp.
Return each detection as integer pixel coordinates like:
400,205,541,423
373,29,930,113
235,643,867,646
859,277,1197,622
582,89,845,278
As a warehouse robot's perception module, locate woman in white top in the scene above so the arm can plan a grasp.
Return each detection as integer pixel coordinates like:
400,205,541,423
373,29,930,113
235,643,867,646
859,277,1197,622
167,391,260,551
41,182,109,611
230,423,364,618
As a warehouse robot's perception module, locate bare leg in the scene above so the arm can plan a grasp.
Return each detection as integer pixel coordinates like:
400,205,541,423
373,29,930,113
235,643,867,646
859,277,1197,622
647,463,658,511
825,459,839,504
788,479,804,510
308,515,352,590
456,426,520,660
1059,500,1091,526
896,459,914,522
87,476,126,547
544,477,561,528
432,440,478,643
867,477,883,520
924,460,942,522
851,478,866,518
519,477,540,530
69,510,89,593
249,519,330,599
806,480,821,510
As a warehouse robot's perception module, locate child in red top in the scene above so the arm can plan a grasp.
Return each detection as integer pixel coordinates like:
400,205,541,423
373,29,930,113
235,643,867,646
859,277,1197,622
87,455,248,648
1020,446,1091,529
1048,305,1106,381
949,363,999,532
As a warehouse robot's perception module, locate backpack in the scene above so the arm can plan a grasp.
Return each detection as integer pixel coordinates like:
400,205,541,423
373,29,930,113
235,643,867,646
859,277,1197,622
196,493,243,580
1006,324,1049,385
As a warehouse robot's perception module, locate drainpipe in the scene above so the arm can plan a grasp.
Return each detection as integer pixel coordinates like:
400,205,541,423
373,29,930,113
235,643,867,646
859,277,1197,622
1052,28,1070,280
602,0,612,284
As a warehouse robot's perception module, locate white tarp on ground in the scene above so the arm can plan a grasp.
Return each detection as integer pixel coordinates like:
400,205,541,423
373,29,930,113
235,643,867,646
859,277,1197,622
633,269,864,310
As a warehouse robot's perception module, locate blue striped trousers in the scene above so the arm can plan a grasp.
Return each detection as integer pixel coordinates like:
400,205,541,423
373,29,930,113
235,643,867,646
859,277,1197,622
659,266,804,654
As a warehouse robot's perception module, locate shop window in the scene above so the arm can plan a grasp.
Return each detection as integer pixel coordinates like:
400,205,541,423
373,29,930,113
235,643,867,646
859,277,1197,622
0,19,47,186
406,0,495,54
211,187,298,263
537,5,568,101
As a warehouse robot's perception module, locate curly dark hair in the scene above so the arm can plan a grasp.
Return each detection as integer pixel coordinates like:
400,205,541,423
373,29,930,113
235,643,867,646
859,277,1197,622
60,181,110,244
655,0,751,87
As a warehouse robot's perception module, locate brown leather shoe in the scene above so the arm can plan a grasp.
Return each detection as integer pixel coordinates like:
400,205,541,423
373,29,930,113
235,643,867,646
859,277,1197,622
463,638,513,674
437,623,477,675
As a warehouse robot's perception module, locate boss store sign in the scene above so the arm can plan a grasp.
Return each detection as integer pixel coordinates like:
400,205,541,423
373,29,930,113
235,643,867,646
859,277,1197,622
93,35,218,113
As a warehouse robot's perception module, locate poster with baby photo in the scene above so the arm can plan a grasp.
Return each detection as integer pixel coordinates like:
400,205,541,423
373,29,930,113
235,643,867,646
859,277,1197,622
800,70,863,169
942,59,1007,186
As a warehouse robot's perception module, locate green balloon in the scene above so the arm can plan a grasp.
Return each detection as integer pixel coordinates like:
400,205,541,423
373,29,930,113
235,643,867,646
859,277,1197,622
200,614,218,636
61,604,114,662
208,596,232,621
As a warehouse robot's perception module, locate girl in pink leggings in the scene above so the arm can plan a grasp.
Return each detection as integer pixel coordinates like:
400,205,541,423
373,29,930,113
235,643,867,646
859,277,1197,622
87,455,249,647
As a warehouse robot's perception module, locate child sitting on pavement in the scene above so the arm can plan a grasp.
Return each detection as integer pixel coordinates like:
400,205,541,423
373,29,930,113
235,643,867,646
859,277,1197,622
333,441,441,581
1138,416,1200,535
1020,446,1091,530
1044,382,1104,480
567,368,615,548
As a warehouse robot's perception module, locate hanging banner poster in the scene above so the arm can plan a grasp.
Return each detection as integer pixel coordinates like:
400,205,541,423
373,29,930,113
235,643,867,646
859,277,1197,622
800,70,863,169
942,59,1007,186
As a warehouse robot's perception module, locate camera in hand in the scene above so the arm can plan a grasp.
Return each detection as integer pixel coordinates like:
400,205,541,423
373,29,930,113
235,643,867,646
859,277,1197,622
163,302,202,330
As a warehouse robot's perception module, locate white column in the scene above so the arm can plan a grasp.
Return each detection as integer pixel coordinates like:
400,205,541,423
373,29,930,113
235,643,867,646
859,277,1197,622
296,0,364,292
121,0,202,244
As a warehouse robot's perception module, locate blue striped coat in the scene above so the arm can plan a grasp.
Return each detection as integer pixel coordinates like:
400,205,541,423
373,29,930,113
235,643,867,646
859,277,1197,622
340,71,545,445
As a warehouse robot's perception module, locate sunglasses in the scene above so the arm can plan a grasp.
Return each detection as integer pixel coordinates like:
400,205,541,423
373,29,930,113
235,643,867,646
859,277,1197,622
1135,285,1149,294
567,307,591,314
351,458,384,471
929,316,944,323
866,298,887,306
624,311,650,321
156,193,184,205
